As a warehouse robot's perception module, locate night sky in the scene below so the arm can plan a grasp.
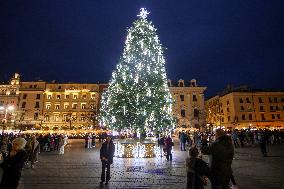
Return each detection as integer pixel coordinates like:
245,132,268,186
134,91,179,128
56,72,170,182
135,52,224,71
1,0,283,97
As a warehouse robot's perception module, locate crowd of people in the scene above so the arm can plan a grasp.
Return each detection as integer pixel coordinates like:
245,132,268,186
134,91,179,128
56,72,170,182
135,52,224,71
179,129,284,189
0,128,283,188
0,133,70,188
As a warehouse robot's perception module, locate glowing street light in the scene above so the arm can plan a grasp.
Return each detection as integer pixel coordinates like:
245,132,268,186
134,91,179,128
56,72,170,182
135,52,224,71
0,105,15,134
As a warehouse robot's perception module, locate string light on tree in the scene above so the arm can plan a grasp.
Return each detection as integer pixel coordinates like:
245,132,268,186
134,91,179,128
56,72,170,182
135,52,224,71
99,8,175,136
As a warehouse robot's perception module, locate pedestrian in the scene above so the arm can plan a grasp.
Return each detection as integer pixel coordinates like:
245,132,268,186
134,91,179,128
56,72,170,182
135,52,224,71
180,131,187,151
100,136,115,185
0,135,8,153
58,135,66,155
26,136,40,168
201,129,234,189
164,135,174,161
87,134,92,148
158,135,165,157
92,134,96,147
0,137,27,189
258,130,267,157
187,134,193,147
186,147,210,189
231,130,239,148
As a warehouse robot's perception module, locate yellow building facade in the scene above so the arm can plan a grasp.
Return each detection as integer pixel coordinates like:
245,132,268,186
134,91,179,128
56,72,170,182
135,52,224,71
206,90,284,130
42,83,100,129
168,79,207,131
0,73,21,129
1,74,207,132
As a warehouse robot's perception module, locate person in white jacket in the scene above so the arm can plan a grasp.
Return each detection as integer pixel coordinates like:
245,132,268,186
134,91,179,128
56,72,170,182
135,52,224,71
59,135,68,155
87,134,92,148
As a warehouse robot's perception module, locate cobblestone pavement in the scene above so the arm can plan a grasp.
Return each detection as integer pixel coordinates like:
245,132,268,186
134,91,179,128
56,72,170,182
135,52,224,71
17,139,284,189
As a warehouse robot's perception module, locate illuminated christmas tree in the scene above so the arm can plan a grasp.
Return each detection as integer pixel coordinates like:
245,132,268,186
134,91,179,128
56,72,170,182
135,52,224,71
99,8,175,135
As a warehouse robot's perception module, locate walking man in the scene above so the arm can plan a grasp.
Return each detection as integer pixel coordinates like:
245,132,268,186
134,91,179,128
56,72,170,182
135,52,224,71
100,136,115,185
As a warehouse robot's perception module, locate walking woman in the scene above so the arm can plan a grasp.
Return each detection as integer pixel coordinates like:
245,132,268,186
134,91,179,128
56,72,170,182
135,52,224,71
0,137,27,189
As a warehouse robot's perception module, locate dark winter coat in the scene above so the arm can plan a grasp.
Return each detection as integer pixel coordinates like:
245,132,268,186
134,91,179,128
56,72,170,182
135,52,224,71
0,149,27,189
201,135,234,186
180,133,188,143
186,157,210,189
164,137,174,150
100,141,115,164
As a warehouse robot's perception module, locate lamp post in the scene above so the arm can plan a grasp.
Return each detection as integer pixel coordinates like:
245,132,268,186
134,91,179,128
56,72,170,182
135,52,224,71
0,105,15,135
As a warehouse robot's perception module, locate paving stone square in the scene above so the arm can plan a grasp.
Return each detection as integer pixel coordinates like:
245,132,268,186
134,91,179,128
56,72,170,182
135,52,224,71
17,139,284,189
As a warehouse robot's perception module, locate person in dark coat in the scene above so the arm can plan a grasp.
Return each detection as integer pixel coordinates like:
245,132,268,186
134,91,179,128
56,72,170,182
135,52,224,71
0,137,27,189
100,136,115,185
201,129,234,189
164,135,174,161
186,147,210,189
258,130,267,157
180,131,187,151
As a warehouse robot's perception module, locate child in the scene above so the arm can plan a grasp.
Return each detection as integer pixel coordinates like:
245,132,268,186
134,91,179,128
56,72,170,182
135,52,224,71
186,147,210,189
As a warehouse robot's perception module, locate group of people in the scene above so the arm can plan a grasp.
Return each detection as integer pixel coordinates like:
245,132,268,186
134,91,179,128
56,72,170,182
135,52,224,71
186,129,236,189
0,134,41,188
0,133,68,188
0,128,283,189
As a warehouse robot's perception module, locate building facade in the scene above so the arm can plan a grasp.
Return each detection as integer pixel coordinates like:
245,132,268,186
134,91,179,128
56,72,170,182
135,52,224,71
42,83,100,130
206,89,284,130
0,73,21,129
1,74,207,132
168,79,207,131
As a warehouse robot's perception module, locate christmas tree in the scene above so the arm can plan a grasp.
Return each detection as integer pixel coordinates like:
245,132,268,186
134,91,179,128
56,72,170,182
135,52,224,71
99,8,175,135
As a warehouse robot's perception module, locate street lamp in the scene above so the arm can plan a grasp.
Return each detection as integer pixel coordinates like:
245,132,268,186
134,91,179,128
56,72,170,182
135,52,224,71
0,105,15,135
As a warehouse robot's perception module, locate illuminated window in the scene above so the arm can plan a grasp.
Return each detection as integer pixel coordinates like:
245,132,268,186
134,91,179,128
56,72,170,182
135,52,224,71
73,95,78,99
34,113,39,120
64,104,69,109
81,103,86,109
82,94,87,99
55,104,60,109
180,95,184,101
47,95,52,99
72,103,77,109
65,95,69,99
44,115,49,121
54,115,59,121
56,95,61,99
46,104,51,109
